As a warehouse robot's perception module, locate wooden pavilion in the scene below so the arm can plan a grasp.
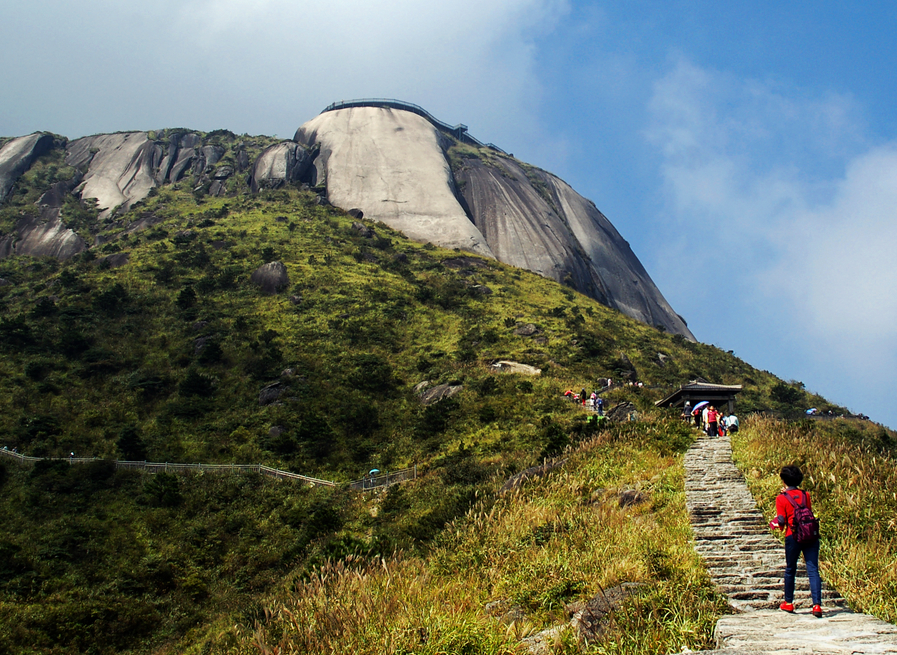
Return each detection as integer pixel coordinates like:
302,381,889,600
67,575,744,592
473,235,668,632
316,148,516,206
655,379,743,415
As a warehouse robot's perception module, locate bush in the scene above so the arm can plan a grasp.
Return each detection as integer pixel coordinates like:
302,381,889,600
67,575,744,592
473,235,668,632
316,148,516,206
143,473,183,507
179,369,215,397
770,381,803,405
118,426,147,461
347,353,395,393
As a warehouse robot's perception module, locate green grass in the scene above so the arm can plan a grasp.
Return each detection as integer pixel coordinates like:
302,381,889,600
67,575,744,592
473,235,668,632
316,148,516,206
240,417,728,655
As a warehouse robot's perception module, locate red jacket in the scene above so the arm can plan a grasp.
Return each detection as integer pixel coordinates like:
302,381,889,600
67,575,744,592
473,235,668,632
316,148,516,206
775,488,812,538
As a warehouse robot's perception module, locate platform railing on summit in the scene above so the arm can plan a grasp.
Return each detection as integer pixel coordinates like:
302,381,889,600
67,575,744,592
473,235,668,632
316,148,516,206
321,98,507,154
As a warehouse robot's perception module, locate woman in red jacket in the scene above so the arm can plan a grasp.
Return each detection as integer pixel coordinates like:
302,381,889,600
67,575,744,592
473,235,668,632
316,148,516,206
769,465,823,617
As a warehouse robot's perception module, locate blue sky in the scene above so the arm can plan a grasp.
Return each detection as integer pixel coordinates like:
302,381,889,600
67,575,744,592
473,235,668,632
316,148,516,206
2,0,896,428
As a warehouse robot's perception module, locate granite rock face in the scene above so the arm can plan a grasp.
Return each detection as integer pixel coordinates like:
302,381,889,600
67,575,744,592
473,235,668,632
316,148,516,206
66,132,161,219
0,213,87,260
249,141,313,193
295,106,692,338
0,133,54,201
0,171,87,260
295,107,495,258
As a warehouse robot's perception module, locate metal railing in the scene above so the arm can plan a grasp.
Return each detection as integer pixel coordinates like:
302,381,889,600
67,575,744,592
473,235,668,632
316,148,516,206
321,99,507,154
348,466,417,491
0,448,415,490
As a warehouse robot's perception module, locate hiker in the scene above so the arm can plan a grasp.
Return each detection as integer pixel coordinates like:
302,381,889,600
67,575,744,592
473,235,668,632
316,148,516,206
726,414,739,434
580,388,587,407
769,465,822,618
706,406,718,437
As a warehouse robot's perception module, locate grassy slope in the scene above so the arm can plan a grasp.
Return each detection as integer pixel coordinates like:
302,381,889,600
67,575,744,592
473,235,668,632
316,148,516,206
246,418,728,655
0,136,884,654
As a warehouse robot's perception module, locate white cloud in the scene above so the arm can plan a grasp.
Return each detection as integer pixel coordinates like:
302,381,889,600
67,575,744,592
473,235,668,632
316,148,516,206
0,0,568,144
768,146,897,363
646,57,897,421
165,0,569,140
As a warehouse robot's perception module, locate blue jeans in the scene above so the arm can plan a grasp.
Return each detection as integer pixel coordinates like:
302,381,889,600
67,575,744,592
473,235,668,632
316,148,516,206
784,535,821,605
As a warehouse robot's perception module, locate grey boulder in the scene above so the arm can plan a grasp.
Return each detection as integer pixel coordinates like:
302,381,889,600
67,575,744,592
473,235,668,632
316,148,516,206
250,261,289,294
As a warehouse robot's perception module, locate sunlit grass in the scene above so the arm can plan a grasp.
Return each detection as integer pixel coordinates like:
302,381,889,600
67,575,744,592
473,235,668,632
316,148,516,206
236,419,728,655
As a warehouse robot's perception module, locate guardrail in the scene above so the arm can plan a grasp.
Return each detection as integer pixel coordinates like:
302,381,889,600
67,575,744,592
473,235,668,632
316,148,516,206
0,448,415,491
321,98,508,154
348,465,417,491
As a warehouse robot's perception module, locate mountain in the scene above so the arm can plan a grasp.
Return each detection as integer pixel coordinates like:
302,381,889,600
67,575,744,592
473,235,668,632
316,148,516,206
0,99,692,337
0,117,873,654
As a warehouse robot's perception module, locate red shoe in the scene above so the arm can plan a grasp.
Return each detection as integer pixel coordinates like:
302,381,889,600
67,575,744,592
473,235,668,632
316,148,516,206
780,602,794,613
812,605,823,618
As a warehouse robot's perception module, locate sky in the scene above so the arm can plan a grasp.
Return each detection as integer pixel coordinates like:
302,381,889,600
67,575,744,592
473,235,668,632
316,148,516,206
2,0,896,428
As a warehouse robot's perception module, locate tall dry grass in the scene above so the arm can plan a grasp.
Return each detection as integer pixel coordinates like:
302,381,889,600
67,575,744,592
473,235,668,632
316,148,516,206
233,418,727,655
732,415,897,623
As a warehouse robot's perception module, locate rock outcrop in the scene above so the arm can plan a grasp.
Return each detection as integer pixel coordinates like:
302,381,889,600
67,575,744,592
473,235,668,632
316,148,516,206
249,141,313,192
250,261,289,295
0,174,87,260
0,133,54,201
66,132,160,219
294,104,692,338
0,102,694,337
295,107,495,258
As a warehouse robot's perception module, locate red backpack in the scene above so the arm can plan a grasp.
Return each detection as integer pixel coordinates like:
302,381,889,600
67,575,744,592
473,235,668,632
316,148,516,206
781,490,820,544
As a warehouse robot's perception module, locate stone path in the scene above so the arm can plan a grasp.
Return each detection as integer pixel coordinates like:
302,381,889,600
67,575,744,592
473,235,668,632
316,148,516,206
682,432,897,654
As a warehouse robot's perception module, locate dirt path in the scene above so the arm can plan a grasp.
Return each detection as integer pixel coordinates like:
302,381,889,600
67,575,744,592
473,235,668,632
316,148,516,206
682,432,897,654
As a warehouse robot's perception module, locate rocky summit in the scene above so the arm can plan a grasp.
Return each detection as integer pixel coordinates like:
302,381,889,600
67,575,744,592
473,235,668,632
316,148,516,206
0,99,692,337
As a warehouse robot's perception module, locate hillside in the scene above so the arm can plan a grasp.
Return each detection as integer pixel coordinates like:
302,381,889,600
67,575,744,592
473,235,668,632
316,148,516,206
1,99,693,337
0,128,889,654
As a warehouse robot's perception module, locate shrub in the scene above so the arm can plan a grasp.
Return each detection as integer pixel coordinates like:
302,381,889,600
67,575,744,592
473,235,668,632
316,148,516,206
178,370,215,397
143,473,183,507
118,426,147,461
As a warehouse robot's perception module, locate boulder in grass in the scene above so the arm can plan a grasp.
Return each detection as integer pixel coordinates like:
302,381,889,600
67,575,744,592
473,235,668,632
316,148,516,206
250,261,289,295
617,489,649,507
259,382,286,406
491,360,541,376
569,583,642,645
96,253,129,269
418,383,462,406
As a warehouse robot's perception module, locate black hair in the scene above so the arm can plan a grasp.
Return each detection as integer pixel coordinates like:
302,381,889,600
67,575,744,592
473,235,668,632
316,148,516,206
780,465,804,488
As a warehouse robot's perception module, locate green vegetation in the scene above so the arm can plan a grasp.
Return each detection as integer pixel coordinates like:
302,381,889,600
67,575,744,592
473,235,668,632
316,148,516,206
732,416,897,623
243,418,727,655
0,140,890,653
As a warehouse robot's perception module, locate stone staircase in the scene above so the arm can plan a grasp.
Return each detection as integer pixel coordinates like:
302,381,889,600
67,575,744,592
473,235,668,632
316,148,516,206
681,432,897,654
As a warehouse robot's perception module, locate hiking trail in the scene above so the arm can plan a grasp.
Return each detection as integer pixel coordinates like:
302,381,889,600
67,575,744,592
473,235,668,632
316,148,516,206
681,431,897,654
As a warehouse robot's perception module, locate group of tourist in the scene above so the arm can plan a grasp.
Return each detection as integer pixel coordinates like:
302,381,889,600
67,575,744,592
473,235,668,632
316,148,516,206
563,388,605,415
683,401,737,437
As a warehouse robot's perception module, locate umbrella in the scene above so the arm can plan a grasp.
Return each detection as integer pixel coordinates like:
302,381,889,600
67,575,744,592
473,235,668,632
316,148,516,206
806,408,817,415
369,469,380,476
691,401,709,414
